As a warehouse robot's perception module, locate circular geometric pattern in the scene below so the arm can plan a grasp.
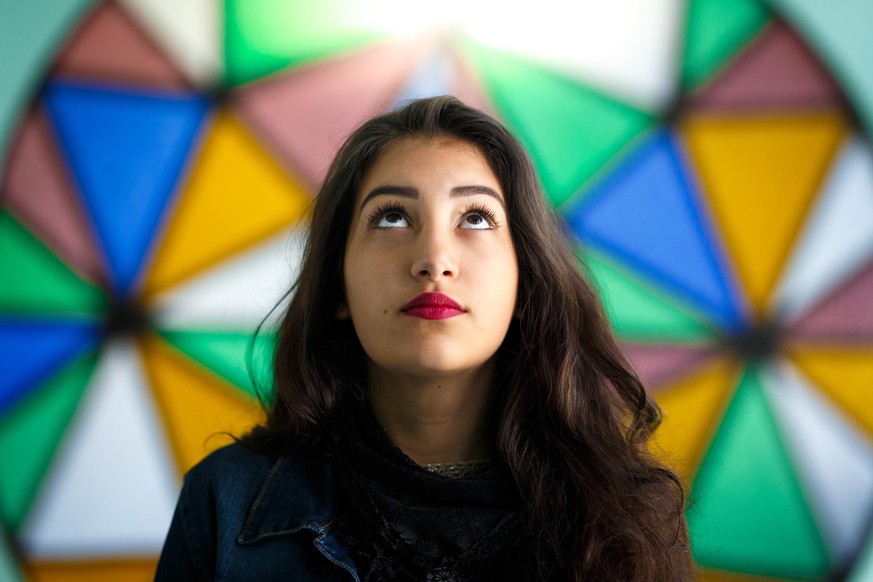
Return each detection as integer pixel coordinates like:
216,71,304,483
1,1,873,580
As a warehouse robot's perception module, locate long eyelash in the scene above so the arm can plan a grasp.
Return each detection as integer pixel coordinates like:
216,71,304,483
366,201,406,227
461,202,500,228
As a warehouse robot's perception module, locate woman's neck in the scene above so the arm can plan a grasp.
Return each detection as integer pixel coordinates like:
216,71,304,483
367,361,496,466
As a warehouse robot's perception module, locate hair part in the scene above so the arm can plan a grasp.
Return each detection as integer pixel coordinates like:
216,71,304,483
244,96,693,580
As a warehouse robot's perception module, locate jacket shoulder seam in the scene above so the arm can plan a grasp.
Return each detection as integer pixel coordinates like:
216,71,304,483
180,475,209,582
237,456,287,543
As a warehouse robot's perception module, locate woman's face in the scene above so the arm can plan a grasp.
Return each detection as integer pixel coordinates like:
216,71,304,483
342,136,519,381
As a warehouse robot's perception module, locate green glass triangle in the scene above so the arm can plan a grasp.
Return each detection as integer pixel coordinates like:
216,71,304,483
460,41,654,208
158,328,276,401
681,0,770,89
848,527,873,582
225,0,386,86
0,212,105,316
580,250,713,342
688,366,831,579
0,536,22,582
0,353,96,531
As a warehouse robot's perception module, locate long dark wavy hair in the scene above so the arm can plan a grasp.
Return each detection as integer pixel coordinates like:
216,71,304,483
244,96,693,580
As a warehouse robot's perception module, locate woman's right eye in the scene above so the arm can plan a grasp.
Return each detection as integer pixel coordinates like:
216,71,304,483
373,210,409,229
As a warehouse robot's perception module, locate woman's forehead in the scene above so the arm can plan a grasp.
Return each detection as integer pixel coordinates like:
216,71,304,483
359,136,499,192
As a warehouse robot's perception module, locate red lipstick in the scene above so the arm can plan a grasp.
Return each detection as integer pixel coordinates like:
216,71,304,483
401,292,464,320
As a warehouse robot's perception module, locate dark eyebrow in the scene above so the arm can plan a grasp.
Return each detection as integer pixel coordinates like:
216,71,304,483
359,184,506,212
359,185,418,211
450,185,506,210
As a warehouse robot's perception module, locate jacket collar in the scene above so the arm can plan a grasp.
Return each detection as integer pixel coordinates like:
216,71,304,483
237,452,335,544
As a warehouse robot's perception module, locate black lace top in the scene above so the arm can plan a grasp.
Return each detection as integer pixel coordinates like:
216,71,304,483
331,407,534,581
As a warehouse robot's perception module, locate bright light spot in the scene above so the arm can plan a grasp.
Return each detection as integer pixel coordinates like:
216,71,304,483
345,0,681,109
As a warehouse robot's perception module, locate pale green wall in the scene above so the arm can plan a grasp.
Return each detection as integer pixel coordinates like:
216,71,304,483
0,0,96,178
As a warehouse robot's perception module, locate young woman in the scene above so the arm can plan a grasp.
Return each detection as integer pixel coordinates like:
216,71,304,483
156,96,693,581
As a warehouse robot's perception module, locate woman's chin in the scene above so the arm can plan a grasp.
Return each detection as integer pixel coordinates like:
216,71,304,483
367,348,497,383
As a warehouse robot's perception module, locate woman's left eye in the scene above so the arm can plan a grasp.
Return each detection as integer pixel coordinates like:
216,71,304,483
459,206,498,230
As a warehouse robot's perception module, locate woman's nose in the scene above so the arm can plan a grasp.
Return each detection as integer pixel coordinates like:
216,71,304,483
411,227,457,280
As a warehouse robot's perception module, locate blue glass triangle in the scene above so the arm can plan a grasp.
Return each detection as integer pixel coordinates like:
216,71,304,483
0,318,101,415
393,50,454,107
565,130,743,330
44,81,210,295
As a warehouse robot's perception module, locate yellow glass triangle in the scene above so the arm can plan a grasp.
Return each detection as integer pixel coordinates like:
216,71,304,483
788,345,873,438
143,110,311,295
139,335,264,474
26,559,157,582
681,113,847,314
698,568,793,582
650,357,740,484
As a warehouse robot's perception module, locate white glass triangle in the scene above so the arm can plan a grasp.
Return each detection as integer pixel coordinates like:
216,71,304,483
461,0,682,110
775,135,873,318
20,341,179,558
394,49,455,106
761,359,873,567
150,228,306,330
119,0,221,87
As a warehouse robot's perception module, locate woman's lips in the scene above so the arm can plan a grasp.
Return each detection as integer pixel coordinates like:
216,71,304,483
401,292,465,320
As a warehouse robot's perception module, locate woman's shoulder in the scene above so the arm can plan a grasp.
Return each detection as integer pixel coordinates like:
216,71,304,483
158,442,340,579
184,441,328,495
187,442,275,479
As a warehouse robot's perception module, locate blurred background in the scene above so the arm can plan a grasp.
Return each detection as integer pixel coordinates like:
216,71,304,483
2,0,873,580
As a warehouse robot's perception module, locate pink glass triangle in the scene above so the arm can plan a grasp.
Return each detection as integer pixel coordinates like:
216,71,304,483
688,20,844,111
790,256,873,342
52,2,189,89
234,39,431,188
451,46,498,116
621,342,717,391
2,107,106,284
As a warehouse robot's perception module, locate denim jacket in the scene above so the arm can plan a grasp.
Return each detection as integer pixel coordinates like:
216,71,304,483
155,443,359,581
